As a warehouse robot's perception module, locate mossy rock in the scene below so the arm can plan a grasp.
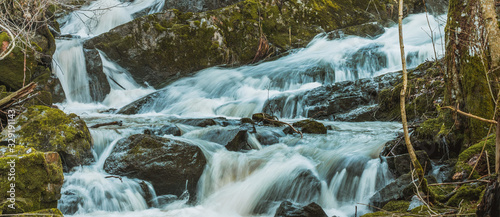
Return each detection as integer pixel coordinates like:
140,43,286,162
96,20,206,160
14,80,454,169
17,208,63,217
0,146,64,214
446,183,486,207
376,60,445,123
292,119,327,134
382,200,410,212
241,117,255,124
15,105,94,172
251,113,282,126
455,135,495,179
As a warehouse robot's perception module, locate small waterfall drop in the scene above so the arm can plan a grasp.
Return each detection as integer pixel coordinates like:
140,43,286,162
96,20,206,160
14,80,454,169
53,0,163,104
129,13,445,118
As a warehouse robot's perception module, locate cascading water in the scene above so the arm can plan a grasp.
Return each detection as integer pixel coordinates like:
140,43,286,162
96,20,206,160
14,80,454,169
53,1,446,216
129,13,446,117
53,0,161,104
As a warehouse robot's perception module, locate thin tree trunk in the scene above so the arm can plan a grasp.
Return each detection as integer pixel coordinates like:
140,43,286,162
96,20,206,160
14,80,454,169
479,0,500,182
398,0,433,200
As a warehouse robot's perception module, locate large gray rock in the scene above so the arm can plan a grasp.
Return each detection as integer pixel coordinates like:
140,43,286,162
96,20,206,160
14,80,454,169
103,134,207,201
370,173,414,208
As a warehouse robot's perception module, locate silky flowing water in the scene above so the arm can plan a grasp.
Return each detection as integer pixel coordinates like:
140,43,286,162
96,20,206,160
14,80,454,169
52,0,446,216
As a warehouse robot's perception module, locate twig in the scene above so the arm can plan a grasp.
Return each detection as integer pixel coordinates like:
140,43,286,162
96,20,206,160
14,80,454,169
428,180,491,186
441,106,497,124
90,121,123,128
105,175,123,182
260,113,303,139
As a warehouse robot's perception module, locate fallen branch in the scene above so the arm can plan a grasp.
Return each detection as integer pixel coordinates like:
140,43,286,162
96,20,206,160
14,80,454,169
105,175,123,182
0,82,37,110
90,120,123,128
260,113,303,139
429,180,491,186
441,106,497,124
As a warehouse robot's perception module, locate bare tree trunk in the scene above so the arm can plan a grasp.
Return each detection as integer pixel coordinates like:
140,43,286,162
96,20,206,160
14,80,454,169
479,0,500,182
398,0,433,200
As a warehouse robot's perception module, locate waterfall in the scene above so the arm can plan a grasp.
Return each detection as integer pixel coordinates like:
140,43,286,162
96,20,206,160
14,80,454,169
128,13,446,117
53,0,163,104
53,1,444,216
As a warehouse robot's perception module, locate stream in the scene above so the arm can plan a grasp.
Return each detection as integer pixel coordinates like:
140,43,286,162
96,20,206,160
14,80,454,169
52,0,446,216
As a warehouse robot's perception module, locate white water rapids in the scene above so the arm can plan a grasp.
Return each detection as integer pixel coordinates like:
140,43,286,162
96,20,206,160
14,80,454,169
52,0,446,216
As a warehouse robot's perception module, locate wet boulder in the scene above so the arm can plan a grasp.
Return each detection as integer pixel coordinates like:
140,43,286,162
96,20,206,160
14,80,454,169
199,127,254,151
284,119,327,135
274,201,328,217
103,134,206,201
0,146,64,214
256,129,283,145
157,123,182,136
369,173,414,208
83,48,110,102
14,106,94,172
174,118,218,127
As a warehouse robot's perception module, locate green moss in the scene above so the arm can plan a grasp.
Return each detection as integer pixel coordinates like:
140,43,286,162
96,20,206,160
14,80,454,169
429,184,457,202
241,117,255,124
293,119,327,134
0,148,63,214
154,22,168,31
461,55,494,144
382,200,410,212
15,106,93,169
455,135,495,179
446,184,485,207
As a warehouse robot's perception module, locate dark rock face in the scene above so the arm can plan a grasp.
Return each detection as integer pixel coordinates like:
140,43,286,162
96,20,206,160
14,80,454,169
103,134,207,200
274,201,328,217
370,173,414,208
385,151,432,177
83,48,110,102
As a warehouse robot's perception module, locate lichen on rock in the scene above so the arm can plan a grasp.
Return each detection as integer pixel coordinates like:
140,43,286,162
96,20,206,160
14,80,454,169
14,105,94,172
